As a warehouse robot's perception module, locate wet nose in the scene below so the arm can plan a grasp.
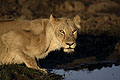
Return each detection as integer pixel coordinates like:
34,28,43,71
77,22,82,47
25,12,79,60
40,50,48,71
66,42,74,46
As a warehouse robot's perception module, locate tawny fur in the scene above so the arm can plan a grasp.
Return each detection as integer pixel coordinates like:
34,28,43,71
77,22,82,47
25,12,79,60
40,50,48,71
0,15,81,73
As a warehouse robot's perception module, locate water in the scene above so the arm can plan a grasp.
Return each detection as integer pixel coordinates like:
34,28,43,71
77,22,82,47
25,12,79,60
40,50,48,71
51,65,120,80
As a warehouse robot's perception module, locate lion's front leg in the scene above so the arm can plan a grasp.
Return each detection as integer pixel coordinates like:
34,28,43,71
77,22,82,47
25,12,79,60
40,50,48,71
19,52,48,73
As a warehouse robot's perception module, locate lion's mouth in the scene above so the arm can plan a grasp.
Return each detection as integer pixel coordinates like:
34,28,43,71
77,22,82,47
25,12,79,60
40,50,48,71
63,47,74,53
66,47,73,49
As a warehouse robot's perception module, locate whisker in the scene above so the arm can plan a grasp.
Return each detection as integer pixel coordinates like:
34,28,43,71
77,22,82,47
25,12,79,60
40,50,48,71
76,42,85,48
76,42,82,46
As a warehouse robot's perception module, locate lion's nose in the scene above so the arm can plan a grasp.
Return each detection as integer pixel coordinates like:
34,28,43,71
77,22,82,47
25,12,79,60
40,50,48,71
66,42,74,46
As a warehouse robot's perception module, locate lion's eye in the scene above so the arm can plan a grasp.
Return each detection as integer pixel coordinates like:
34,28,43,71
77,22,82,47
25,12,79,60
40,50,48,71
59,30,65,34
72,30,77,34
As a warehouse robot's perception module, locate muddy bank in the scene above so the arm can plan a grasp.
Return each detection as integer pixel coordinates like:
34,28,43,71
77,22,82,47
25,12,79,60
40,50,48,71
0,0,120,80
0,64,63,80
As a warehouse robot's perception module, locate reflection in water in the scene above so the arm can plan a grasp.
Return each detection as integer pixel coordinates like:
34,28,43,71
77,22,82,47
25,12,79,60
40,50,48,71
51,65,120,80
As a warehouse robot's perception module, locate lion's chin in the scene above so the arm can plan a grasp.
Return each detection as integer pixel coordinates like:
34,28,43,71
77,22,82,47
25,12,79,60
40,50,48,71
64,48,74,53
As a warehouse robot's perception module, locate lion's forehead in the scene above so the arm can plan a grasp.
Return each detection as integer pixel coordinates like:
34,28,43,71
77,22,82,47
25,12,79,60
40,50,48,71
59,19,75,30
63,19,74,25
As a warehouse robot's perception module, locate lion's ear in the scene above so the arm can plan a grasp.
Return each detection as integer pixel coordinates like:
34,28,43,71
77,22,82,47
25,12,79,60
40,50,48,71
50,14,56,25
73,15,81,29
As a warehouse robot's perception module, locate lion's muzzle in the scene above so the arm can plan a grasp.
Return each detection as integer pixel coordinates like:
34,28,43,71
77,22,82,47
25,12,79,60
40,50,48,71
63,42,76,53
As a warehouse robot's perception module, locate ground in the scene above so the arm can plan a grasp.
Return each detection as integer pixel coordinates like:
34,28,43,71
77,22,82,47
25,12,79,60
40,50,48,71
0,0,120,80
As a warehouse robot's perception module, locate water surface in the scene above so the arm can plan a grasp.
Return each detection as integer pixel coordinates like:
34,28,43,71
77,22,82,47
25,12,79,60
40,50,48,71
51,65,120,80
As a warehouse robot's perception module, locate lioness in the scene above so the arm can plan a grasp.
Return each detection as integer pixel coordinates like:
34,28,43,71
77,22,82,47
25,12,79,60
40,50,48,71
0,15,81,73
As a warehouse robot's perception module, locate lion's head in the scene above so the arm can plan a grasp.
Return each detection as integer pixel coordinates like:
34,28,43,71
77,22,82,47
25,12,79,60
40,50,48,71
50,15,81,53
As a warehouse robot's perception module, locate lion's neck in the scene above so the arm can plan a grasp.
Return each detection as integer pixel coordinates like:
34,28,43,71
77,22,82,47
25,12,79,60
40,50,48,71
37,23,61,59
35,20,62,59
45,23,61,53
